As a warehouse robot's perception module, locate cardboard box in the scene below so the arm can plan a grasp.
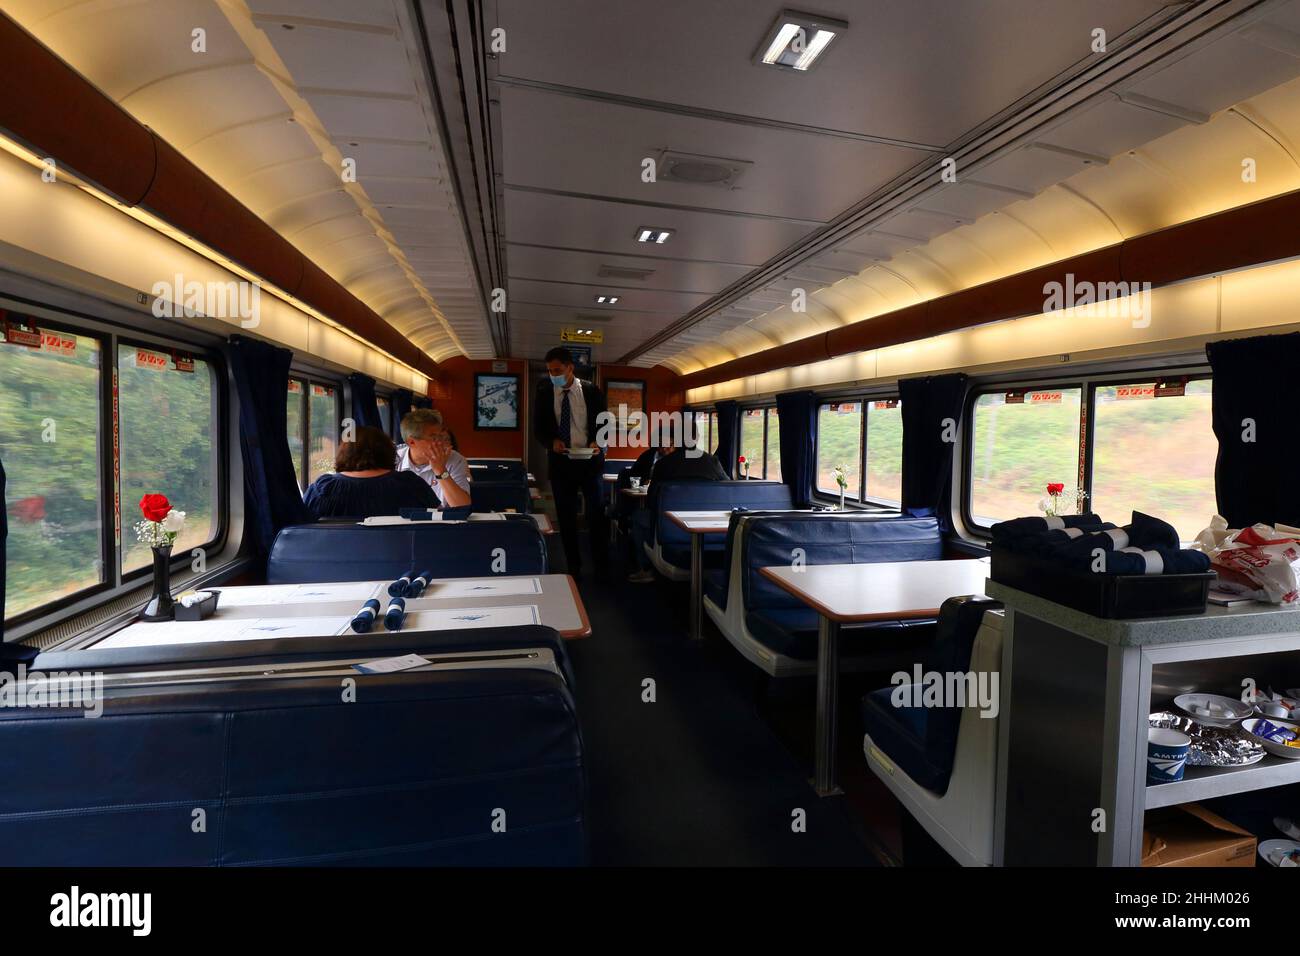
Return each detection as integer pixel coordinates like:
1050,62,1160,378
1141,803,1256,867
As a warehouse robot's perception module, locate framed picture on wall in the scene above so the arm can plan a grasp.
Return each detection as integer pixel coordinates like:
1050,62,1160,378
605,379,646,415
474,373,520,430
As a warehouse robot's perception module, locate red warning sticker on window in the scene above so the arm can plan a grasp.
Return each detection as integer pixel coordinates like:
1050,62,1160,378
135,348,169,371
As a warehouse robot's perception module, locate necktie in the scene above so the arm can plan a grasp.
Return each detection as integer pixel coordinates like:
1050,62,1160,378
559,388,572,447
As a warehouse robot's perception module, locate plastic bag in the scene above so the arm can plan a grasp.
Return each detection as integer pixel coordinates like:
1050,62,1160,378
1193,515,1300,604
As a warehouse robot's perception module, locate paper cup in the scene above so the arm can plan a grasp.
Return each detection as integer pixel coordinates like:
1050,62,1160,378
1147,727,1191,784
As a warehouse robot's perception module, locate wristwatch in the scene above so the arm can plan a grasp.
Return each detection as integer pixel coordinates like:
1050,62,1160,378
434,471,451,481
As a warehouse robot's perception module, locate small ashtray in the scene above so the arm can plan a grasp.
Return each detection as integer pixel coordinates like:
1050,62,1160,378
173,590,220,621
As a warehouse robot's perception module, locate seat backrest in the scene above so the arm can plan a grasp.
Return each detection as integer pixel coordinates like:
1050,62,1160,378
469,460,526,482
604,458,637,476
3,626,584,866
653,480,793,551
470,480,531,514
920,595,1003,766
741,514,942,611
267,520,547,583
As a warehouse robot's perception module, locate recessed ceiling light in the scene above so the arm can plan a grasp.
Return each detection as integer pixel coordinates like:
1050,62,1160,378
595,295,620,305
755,10,847,72
636,227,675,244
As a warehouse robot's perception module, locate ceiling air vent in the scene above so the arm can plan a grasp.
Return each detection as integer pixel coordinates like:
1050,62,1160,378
598,265,656,281
658,150,751,189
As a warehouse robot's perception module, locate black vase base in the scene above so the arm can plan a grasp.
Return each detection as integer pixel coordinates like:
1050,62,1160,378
140,598,175,622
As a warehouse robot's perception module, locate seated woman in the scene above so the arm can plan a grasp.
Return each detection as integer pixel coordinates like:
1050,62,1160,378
303,425,439,519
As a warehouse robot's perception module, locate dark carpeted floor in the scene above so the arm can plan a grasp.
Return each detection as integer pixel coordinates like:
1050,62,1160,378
563,533,890,866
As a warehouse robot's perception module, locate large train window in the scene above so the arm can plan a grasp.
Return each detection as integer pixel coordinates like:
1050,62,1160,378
377,394,392,437
708,412,719,455
118,344,219,574
1091,378,1214,542
968,387,1082,528
766,407,781,482
1,325,105,618
739,408,765,478
308,382,338,484
816,401,862,499
864,399,902,505
286,379,306,491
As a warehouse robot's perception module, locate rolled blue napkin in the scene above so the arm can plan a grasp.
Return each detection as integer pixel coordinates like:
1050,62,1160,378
407,570,432,598
1125,511,1180,551
388,571,414,597
1099,548,1211,575
384,597,406,632
350,598,381,633
991,513,1104,542
442,505,472,521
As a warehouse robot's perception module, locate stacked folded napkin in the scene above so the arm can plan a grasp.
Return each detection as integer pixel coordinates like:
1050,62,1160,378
992,511,1209,576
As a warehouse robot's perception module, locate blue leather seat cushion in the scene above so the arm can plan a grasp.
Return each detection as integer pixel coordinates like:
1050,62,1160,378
861,686,952,794
744,609,935,661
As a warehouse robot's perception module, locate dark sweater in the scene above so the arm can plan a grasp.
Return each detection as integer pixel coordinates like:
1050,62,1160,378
303,470,439,520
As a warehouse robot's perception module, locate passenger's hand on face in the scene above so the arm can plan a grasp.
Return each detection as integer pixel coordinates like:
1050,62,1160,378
427,435,451,473
552,438,568,454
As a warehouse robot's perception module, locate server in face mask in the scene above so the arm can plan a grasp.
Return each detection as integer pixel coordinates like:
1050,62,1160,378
533,347,609,575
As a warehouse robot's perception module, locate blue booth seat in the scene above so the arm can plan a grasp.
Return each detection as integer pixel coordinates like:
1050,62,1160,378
704,513,943,676
470,479,531,514
267,520,547,583
861,596,1004,866
469,459,527,482
5,626,585,866
649,480,794,580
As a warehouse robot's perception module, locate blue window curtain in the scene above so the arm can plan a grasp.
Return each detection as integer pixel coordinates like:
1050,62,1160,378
714,400,740,477
775,390,816,506
347,373,381,430
899,373,968,528
390,389,414,440
227,335,312,553
1206,332,1300,527
413,393,432,410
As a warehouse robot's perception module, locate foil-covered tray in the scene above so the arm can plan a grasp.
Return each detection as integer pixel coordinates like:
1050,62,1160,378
1149,711,1266,767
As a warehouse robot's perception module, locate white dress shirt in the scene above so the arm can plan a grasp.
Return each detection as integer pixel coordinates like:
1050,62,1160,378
552,380,589,448
395,445,472,506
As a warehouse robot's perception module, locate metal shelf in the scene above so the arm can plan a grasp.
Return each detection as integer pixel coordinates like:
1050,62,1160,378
1145,755,1300,809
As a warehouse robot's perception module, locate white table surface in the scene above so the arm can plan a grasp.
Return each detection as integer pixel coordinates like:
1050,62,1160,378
761,558,990,622
97,574,591,649
665,510,734,533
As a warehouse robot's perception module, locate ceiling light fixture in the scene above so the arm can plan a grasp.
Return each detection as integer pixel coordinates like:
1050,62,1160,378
636,227,675,244
595,295,620,305
755,10,847,72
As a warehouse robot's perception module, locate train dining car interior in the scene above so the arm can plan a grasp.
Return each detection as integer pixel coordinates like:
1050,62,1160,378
7,0,1300,930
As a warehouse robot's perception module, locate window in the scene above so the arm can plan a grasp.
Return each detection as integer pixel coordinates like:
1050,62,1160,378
708,412,719,455
1091,378,1215,542
739,409,765,478
691,411,708,451
286,377,340,490
969,387,1082,527
287,379,305,492
816,401,862,498
118,345,219,574
766,407,781,482
1,326,104,618
308,383,338,484
377,394,391,437
1,310,225,626
864,399,902,505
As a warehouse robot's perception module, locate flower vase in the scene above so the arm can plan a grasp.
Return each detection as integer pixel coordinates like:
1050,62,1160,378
140,545,175,621
838,489,846,511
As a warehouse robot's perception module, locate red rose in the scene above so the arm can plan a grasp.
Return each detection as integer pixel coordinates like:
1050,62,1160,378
1046,483,1065,495
739,456,746,463
139,493,171,522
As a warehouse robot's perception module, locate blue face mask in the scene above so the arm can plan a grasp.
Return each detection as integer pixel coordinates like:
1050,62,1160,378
549,373,568,387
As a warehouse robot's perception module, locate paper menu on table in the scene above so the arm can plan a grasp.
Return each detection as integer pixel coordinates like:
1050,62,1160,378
95,615,354,649
420,577,542,599
215,582,382,608
403,605,541,631
354,654,430,674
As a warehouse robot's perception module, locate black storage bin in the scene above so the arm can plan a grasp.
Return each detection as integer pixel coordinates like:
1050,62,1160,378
991,548,1214,619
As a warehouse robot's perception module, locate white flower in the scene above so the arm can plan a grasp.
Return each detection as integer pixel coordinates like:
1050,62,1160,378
161,509,186,532
1037,497,1052,514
